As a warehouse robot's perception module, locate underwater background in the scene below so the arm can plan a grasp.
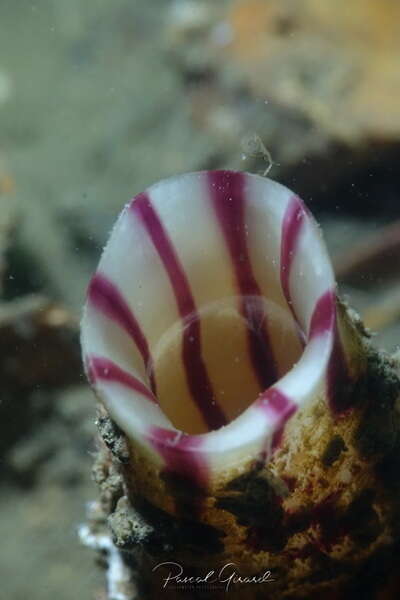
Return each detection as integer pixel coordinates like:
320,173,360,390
0,1,399,598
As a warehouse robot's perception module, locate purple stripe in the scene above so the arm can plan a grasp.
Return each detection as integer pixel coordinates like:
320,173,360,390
87,355,157,403
147,426,208,486
208,170,278,391
309,290,351,413
256,388,297,453
130,193,227,431
87,273,156,393
328,330,353,414
280,197,309,348
280,195,306,311
309,289,336,339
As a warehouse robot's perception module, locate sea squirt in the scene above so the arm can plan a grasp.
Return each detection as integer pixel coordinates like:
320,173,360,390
81,170,400,599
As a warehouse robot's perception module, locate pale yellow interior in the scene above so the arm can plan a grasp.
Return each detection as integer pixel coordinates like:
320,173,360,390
150,295,302,434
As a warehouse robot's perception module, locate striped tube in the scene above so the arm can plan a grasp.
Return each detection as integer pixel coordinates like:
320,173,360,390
81,170,338,456
81,171,381,596
81,171,340,476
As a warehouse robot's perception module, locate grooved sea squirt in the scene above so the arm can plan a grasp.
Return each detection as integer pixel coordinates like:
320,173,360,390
81,171,400,599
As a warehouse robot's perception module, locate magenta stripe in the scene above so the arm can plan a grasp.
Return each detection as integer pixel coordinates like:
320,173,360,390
147,426,208,487
309,289,336,339
256,388,297,452
309,290,351,413
328,330,352,414
280,195,306,311
130,193,227,431
87,355,157,403
280,197,309,348
87,273,156,393
208,170,278,391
